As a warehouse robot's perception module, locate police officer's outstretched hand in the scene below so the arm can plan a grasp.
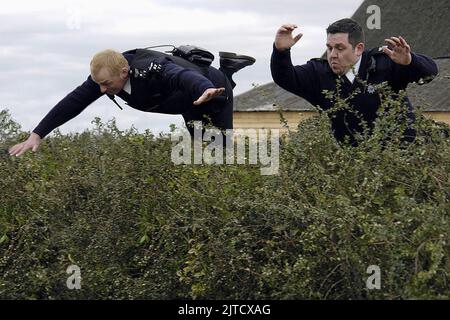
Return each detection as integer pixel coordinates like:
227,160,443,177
193,87,226,106
8,132,42,157
275,24,303,51
382,36,412,65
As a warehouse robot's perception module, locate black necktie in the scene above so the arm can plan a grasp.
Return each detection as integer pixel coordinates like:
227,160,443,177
341,75,352,87
118,90,131,101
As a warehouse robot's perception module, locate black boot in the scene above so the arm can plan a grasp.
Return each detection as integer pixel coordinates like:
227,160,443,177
219,52,255,89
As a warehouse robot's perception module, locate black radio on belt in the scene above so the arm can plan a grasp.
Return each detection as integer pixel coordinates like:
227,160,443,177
129,61,163,79
170,45,214,67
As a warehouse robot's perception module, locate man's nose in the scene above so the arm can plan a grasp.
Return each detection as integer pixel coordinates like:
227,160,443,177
331,49,338,58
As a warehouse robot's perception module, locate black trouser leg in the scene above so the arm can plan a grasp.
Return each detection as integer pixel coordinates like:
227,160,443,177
219,67,236,89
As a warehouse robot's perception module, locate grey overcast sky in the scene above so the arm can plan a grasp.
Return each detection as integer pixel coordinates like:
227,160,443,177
0,0,363,136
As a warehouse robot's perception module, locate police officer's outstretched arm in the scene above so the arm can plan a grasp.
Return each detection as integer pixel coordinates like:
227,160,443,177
157,57,225,106
271,24,305,92
274,24,303,51
9,76,103,157
8,132,42,157
382,36,412,65
193,87,225,106
271,24,319,104
382,36,438,85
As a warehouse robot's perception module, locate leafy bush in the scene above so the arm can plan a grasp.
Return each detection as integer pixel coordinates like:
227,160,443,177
0,86,449,299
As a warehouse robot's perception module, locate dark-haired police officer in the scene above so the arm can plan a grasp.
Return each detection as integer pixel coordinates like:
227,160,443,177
271,18,438,145
9,47,255,156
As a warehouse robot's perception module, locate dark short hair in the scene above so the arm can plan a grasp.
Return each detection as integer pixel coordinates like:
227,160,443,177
326,18,365,47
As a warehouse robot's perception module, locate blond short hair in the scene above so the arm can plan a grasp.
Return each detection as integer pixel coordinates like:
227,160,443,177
90,49,128,77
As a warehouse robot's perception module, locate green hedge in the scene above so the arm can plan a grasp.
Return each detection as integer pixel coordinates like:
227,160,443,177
0,88,449,299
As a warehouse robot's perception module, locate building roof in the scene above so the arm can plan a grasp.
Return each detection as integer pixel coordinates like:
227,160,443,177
235,0,450,112
408,58,450,111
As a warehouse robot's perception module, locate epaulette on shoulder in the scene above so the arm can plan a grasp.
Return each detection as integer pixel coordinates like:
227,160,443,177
368,47,387,57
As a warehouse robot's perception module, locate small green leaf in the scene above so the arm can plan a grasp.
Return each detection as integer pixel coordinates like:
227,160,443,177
0,234,9,245
139,234,149,244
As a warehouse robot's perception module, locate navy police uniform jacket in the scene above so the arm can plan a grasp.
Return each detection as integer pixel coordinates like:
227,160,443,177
271,45,438,144
33,49,232,139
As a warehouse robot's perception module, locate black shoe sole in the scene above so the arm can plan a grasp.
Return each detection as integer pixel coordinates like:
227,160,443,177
219,51,256,63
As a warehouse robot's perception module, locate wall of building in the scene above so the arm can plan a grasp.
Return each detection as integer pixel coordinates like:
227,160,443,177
423,112,450,125
233,111,450,130
233,111,316,131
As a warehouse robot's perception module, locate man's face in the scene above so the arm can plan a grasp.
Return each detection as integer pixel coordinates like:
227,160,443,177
92,67,129,95
326,33,364,76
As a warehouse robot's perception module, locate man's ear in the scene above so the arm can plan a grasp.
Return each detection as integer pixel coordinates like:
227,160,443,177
120,67,129,79
355,42,365,56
